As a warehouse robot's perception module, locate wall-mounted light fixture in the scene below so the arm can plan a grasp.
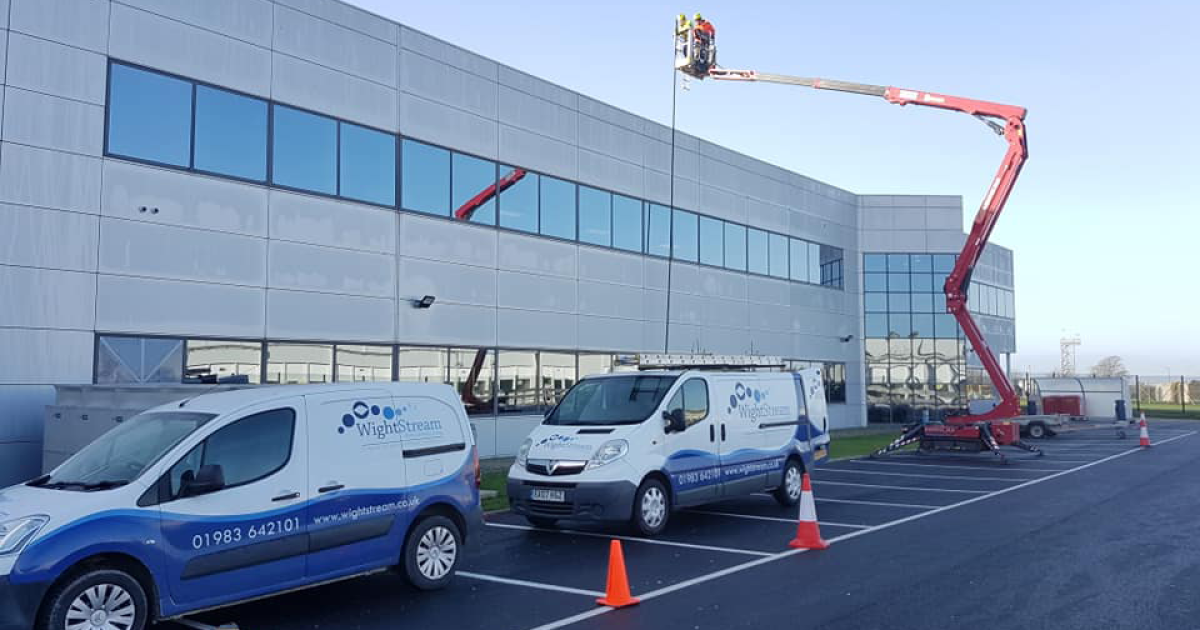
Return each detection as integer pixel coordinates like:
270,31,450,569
840,335,854,343
413,295,436,309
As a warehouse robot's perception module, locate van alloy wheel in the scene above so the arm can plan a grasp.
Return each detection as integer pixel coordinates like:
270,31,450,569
640,486,666,529
785,466,803,501
66,584,136,630
415,525,458,581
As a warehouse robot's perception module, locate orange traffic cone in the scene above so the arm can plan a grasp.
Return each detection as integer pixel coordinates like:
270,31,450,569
596,540,639,608
1139,413,1151,448
788,473,830,550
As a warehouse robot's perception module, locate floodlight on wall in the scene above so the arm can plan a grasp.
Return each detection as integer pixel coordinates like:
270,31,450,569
840,335,854,343
413,295,436,309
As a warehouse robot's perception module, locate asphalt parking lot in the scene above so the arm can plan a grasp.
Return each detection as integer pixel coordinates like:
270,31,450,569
188,420,1199,630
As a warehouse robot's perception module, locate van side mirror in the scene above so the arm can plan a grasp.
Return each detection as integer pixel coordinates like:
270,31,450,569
181,464,225,497
662,409,686,433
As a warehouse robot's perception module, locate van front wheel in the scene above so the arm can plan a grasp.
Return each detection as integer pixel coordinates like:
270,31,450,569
404,516,462,591
40,569,148,630
631,478,670,536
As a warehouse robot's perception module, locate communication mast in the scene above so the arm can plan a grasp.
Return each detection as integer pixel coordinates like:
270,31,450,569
1059,336,1081,376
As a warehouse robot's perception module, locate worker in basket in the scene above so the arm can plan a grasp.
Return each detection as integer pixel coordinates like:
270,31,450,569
675,13,692,65
692,13,716,74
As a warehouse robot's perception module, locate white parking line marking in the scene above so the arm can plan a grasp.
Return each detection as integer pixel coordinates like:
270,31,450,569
458,571,604,597
871,455,1077,468
848,460,1060,474
526,430,1197,630
525,431,1198,630
814,480,990,494
816,468,1022,483
816,497,938,509
686,509,870,529
486,522,773,557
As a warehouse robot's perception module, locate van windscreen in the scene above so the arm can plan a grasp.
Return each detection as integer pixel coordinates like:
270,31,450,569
545,375,678,426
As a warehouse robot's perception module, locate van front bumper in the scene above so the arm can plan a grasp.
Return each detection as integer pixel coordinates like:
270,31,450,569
0,576,47,630
507,477,638,522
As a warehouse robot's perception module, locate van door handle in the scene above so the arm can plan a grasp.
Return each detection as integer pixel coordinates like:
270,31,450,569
272,491,300,502
709,425,715,442
318,484,345,494
721,424,727,441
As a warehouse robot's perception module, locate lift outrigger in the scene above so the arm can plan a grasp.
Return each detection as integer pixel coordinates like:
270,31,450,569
675,17,1041,462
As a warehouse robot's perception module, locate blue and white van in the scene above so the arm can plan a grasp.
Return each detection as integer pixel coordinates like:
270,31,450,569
0,383,481,630
507,368,830,535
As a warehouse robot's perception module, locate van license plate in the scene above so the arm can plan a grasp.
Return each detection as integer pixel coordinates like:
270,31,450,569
531,488,565,502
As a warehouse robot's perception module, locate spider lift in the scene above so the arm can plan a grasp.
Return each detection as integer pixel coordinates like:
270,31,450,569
675,19,1040,461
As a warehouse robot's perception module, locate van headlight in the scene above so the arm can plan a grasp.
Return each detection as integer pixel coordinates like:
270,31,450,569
587,440,629,470
0,515,49,556
516,438,533,467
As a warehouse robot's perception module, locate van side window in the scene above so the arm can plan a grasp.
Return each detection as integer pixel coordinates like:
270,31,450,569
682,379,709,426
168,408,296,499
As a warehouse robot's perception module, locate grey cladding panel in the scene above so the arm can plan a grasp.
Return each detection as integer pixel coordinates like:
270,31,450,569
498,65,577,110
118,0,273,44
401,50,497,119
274,0,399,44
400,26,497,80
273,4,398,87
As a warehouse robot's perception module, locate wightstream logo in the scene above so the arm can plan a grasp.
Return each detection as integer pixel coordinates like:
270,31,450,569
534,433,592,453
337,401,443,442
727,382,790,422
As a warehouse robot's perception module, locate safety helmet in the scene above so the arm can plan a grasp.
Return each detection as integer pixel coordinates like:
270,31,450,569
678,13,686,20
694,12,703,20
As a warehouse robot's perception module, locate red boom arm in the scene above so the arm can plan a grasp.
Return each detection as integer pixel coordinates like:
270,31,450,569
706,69,1027,425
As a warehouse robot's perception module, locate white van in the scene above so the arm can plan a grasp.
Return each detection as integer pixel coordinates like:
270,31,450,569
0,383,480,630
507,368,830,535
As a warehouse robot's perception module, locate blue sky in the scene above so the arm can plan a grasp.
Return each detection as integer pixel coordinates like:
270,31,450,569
353,0,1198,375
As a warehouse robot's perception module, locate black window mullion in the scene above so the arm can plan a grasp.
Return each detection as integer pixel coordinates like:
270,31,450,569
335,121,343,197
188,83,197,168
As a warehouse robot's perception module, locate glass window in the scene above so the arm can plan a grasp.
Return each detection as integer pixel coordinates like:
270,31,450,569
540,352,576,410
682,378,709,426
888,254,911,272
338,122,396,206
911,273,934,293
911,254,933,273
450,348,495,416
646,204,672,257
724,223,747,271
889,292,911,313
401,139,450,216
911,292,935,313
96,336,184,384
546,374,676,426
747,229,769,274
266,343,333,384
864,254,888,273
194,86,267,181
613,195,643,253
107,64,192,167
272,105,337,195
498,166,538,233
397,347,448,383
335,344,392,382
934,292,948,313
823,362,847,403
672,210,699,262
768,233,788,278
808,242,821,285
169,408,294,497
49,411,213,487
864,273,887,292
913,313,935,338
579,186,612,246
578,353,613,378
935,313,959,338
698,216,724,266
186,340,261,384
889,312,912,337
789,239,808,282
539,176,575,239
866,313,888,337
889,272,911,292
933,254,956,273
865,294,887,312
497,351,538,415
451,153,497,225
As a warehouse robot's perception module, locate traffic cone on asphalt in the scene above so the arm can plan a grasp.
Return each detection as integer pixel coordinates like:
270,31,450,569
596,540,639,608
1139,413,1151,448
788,473,830,550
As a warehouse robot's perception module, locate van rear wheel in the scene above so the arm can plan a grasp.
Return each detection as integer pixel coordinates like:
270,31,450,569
773,459,804,507
403,516,462,591
40,568,148,630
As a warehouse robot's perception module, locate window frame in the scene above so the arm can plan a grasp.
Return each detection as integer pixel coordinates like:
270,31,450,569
162,407,297,502
681,378,710,427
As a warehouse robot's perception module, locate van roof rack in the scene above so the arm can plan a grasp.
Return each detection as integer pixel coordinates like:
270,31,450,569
635,353,785,371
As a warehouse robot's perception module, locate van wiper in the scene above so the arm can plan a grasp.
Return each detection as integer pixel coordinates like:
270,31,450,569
37,480,129,491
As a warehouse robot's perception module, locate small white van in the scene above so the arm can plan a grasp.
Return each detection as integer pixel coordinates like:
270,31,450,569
0,383,480,630
507,368,830,535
